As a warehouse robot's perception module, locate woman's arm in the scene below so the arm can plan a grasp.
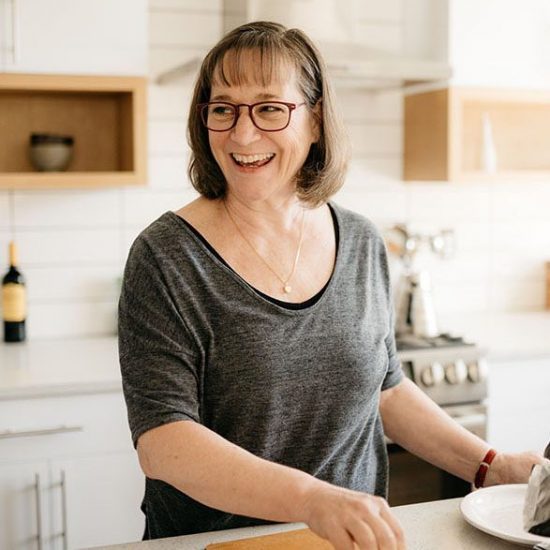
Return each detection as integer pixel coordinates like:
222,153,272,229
379,378,542,486
138,420,405,550
138,420,319,522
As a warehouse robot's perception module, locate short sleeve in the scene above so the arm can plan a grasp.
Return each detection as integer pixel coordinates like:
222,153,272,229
118,235,201,448
377,237,404,392
381,304,403,390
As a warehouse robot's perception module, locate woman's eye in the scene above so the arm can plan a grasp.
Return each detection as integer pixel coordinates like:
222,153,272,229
258,104,283,113
212,106,232,115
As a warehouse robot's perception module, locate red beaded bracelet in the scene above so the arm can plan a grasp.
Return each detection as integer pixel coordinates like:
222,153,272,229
474,448,497,488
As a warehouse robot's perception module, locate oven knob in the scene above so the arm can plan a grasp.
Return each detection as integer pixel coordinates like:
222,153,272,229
467,359,488,382
432,362,445,385
420,362,445,387
445,359,468,385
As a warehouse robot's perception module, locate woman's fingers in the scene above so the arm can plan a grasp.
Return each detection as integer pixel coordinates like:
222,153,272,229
378,501,406,550
348,497,398,550
304,484,406,550
330,526,362,550
335,496,404,550
346,517,379,549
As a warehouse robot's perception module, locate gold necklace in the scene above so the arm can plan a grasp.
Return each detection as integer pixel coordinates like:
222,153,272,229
223,201,306,294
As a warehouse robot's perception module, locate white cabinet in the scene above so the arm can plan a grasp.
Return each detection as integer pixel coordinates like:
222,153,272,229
487,357,550,453
0,462,50,550
51,454,144,550
0,0,148,75
404,0,550,89
0,392,144,550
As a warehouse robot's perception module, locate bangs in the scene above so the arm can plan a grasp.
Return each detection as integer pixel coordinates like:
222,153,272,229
212,47,296,89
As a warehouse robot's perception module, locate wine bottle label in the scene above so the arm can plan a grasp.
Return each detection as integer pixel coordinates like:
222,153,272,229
2,283,27,322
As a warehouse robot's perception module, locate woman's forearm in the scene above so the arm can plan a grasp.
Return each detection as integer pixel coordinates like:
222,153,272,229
379,378,490,483
137,420,324,523
138,420,407,549
380,378,542,487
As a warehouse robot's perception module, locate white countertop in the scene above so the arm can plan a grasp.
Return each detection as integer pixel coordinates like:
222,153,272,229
1,311,549,400
439,310,550,361
0,337,121,399
85,497,528,550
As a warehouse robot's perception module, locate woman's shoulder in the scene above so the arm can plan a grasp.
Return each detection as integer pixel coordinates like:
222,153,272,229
329,201,384,243
130,210,183,253
132,196,202,241
127,197,219,264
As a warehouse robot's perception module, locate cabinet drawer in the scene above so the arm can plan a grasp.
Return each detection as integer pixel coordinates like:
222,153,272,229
488,409,550,453
0,392,134,461
488,359,550,412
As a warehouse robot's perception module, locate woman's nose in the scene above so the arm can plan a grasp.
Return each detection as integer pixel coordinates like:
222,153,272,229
230,108,260,145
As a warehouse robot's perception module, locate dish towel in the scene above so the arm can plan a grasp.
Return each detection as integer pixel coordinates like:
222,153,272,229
524,454,550,536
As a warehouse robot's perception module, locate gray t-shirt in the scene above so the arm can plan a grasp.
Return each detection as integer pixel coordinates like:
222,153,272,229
118,202,403,538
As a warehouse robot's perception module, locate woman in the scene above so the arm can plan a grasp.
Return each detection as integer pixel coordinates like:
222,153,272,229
119,21,541,550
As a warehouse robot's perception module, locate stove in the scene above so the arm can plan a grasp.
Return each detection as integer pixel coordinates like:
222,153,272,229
396,332,475,351
396,332,488,411
388,332,489,506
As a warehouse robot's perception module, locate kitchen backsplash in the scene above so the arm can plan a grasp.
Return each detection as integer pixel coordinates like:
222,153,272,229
1,0,549,338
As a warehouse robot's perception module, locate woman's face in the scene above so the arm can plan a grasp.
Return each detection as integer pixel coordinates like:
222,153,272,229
208,57,320,204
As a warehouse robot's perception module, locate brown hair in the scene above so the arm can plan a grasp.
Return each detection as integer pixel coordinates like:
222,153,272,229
187,21,350,207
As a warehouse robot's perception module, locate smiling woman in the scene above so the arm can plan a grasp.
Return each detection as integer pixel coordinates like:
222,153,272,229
118,20,540,550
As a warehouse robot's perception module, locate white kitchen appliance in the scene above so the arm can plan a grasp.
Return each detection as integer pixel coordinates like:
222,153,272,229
386,224,455,339
388,334,489,506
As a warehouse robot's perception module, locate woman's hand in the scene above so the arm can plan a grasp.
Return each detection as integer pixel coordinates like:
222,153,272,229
484,451,543,486
302,482,406,550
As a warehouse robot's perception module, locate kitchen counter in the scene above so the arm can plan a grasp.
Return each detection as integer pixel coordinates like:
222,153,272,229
85,497,529,550
0,337,120,399
1,311,549,399
439,310,550,361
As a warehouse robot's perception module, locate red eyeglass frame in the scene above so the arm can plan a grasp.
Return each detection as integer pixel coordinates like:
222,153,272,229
197,101,306,132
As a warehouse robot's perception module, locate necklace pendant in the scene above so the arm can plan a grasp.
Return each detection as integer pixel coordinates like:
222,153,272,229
283,284,292,294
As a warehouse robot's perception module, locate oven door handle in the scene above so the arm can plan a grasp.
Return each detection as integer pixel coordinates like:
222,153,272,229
452,412,486,430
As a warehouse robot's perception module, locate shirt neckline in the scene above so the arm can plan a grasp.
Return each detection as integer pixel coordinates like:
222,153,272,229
165,202,344,315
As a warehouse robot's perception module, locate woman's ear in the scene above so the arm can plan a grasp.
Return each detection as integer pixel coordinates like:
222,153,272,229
310,99,323,143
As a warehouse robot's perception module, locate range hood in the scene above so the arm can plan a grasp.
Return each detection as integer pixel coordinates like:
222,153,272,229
155,42,451,89
156,0,452,89
314,42,451,89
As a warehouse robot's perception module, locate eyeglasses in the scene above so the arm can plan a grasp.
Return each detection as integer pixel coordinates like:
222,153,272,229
197,101,306,132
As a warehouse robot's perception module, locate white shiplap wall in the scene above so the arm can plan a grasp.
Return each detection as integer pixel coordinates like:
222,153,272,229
1,0,549,339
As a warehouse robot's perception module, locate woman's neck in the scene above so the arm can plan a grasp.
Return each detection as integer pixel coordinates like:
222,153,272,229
221,194,306,235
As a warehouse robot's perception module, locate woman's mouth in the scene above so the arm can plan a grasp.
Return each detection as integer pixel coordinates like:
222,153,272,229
230,152,275,169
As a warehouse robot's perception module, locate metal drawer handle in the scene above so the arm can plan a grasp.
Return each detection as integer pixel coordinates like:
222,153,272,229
61,470,68,550
0,425,83,439
34,473,43,550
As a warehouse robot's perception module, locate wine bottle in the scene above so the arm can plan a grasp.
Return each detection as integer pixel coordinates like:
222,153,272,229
2,242,27,343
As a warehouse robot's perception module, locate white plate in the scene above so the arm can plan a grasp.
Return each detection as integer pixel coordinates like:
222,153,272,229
460,484,550,547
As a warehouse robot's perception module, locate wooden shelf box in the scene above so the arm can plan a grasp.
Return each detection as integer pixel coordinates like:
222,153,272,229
0,73,147,189
404,87,550,182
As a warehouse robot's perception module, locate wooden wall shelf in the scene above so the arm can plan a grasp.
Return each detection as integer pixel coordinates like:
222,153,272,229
0,73,147,189
404,87,550,182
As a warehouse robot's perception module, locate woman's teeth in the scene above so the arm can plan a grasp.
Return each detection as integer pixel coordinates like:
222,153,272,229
231,153,275,167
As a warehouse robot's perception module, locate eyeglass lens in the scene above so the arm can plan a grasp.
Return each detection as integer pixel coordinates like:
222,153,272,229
203,102,291,131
